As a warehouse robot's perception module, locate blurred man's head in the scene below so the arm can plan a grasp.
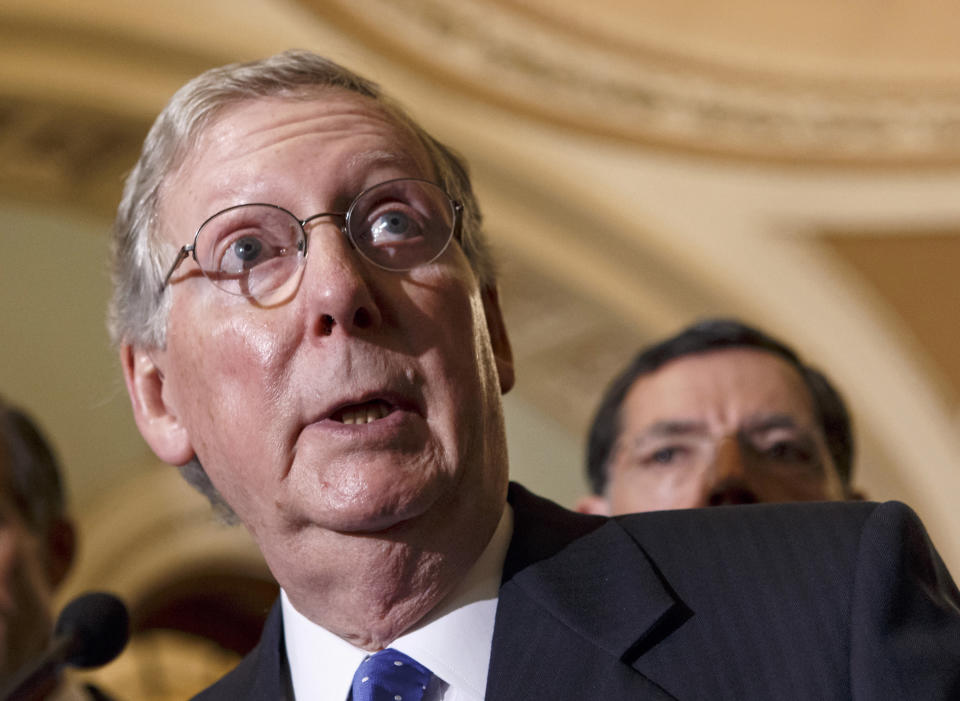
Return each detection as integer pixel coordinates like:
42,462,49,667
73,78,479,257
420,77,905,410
0,401,75,681
579,319,856,516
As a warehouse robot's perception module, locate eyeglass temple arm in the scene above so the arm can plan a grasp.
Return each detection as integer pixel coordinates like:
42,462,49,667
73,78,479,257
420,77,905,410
160,245,195,292
452,202,464,240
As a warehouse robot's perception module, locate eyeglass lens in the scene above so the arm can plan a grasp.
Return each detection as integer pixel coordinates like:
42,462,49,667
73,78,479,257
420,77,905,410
193,179,456,301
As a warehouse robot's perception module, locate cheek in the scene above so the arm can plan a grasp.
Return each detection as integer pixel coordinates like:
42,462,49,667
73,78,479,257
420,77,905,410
167,306,298,461
171,307,293,401
761,471,841,501
0,534,53,674
425,292,499,431
0,532,17,609
434,279,497,377
609,462,709,512
0,529,49,611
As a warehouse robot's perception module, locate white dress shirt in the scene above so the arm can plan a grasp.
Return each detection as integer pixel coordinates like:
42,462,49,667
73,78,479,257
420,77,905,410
283,504,514,700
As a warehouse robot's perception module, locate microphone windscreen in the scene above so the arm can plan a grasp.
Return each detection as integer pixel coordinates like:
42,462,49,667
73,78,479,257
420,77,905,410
53,591,130,668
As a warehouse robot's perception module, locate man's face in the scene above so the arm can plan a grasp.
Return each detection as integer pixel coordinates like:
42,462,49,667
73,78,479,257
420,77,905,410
127,91,513,594
584,348,846,515
0,469,54,681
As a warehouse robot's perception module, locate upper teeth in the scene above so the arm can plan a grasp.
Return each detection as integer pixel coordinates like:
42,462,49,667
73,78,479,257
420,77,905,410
339,403,391,424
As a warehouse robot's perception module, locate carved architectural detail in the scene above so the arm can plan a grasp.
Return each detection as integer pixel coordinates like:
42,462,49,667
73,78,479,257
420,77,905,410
309,0,960,164
0,96,148,215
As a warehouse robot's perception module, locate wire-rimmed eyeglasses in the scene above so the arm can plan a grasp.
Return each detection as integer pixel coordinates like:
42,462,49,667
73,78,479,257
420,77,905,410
160,178,463,304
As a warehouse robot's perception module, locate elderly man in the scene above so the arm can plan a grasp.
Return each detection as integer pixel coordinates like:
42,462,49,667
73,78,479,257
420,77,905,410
112,51,960,700
578,318,861,515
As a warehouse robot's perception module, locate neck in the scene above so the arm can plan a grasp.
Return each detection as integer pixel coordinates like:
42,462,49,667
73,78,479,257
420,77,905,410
279,503,505,650
293,544,461,649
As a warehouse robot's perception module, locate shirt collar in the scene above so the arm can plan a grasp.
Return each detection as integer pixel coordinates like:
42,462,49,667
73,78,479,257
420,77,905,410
283,504,513,700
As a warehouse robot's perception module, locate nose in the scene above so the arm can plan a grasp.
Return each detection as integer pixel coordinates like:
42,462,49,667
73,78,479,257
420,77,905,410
706,436,759,506
300,222,382,338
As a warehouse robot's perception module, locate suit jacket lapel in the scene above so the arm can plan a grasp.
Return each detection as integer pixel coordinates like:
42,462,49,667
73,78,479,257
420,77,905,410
485,484,684,700
248,601,294,698
193,600,293,700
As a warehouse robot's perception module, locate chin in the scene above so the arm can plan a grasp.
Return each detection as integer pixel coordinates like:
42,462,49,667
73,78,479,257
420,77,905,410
298,480,446,536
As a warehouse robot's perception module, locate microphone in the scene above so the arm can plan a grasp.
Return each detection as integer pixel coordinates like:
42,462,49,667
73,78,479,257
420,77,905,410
2,591,129,701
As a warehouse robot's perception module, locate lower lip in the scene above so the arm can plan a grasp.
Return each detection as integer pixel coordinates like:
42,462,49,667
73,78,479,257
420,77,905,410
301,408,420,441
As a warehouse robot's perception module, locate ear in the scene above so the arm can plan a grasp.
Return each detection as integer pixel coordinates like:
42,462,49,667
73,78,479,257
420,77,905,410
480,285,515,394
43,518,76,589
575,494,612,516
121,343,195,466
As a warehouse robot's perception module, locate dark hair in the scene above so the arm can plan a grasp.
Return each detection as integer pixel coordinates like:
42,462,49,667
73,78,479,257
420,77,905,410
0,401,67,535
585,318,854,494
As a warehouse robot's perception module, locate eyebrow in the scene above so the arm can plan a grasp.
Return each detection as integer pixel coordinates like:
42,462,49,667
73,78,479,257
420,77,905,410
631,414,810,445
741,414,806,437
634,420,710,442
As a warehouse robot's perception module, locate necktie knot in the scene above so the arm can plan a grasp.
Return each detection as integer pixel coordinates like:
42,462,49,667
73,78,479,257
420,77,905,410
351,648,432,701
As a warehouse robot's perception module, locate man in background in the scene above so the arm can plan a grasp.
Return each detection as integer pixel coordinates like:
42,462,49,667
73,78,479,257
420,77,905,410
579,318,860,515
0,398,111,700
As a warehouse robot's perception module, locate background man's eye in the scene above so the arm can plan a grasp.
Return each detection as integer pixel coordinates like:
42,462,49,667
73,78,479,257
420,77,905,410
649,447,678,464
767,441,811,462
232,236,263,262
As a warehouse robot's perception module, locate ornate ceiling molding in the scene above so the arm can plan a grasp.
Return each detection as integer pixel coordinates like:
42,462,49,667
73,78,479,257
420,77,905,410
306,0,960,165
0,11,224,215
0,96,148,215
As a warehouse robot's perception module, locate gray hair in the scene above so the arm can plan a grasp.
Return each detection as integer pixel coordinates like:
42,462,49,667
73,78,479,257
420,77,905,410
108,50,496,519
109,49,494,350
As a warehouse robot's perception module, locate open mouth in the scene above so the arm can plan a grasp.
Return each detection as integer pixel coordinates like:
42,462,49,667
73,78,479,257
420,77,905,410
330,399,395,425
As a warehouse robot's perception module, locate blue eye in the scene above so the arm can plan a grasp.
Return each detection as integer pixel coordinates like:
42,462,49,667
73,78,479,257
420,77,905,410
232,236,263,263
218,230,289,279
369,211,415,244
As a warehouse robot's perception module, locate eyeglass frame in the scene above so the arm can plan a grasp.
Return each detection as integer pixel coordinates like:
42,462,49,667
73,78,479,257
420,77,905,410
158,177,464,295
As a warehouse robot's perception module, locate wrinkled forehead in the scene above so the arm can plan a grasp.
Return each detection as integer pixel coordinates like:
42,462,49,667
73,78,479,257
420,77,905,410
150,91,440,249
181,89,436,185
623,347,820,431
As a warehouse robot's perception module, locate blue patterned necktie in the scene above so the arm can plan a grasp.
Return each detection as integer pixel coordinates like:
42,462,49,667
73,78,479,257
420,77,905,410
351,648,432,701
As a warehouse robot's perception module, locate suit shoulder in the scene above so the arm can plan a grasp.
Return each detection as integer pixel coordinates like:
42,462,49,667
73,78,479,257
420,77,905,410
614,500,881,541
190,599,290,700
610,501,887,592
613,500,930,548
609,501,955,604
190,647,266,700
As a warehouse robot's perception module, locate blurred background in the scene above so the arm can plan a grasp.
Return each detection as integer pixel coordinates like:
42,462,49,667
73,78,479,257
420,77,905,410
2,0,959,697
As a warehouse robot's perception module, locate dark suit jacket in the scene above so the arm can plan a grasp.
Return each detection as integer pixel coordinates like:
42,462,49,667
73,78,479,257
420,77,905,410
193,483,960,700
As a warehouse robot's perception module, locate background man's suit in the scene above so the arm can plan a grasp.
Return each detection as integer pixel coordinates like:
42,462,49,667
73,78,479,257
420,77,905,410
196,484,960,700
